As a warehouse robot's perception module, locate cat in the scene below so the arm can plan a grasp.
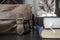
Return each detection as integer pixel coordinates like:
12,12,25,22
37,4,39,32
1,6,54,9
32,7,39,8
37,0,57,17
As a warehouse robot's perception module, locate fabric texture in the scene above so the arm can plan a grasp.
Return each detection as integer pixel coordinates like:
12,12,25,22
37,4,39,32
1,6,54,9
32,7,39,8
0,4,32,35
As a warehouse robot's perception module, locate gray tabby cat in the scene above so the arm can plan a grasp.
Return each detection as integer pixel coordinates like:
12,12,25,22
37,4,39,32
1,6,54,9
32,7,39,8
37,0,57,17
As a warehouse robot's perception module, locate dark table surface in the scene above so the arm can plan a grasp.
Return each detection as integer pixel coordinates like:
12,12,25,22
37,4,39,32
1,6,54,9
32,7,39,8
0,29,42,40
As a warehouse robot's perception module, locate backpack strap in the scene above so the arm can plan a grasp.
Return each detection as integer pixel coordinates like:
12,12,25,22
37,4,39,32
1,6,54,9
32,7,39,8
16,18,24,35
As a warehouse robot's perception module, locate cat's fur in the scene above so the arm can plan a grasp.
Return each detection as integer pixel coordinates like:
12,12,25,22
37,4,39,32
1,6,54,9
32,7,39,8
37,0,56,17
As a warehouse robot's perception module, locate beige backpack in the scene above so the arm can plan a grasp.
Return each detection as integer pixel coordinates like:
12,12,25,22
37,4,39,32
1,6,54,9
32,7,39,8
0,4,32,35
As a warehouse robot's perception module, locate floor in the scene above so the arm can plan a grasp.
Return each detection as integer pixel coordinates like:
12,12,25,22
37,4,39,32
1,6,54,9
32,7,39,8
0,29,42,40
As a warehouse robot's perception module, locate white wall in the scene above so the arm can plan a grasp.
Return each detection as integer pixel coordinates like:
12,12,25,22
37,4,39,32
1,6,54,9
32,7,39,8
24,0,37,17
24,0,33,6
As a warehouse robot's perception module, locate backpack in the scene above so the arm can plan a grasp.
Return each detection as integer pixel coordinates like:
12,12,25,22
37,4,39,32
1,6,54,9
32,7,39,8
0,4,32,35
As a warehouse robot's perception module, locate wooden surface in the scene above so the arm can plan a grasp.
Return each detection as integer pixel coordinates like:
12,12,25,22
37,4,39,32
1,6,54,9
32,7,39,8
41,29,60,38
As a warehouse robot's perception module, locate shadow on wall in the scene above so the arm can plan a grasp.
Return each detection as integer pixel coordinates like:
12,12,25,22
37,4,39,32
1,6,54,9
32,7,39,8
0,0,24,4
56,0,60,17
